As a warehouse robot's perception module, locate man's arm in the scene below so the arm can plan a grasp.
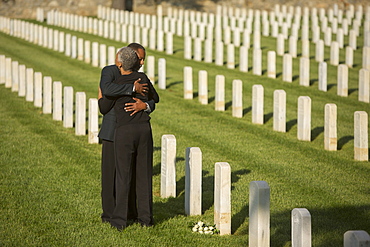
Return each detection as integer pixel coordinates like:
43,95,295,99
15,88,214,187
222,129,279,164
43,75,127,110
124,98,156,116
100,66,149,97
98,87,115,115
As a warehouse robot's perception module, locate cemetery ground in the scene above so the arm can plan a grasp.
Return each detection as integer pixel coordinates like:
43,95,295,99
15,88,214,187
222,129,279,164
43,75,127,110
0,18,370,246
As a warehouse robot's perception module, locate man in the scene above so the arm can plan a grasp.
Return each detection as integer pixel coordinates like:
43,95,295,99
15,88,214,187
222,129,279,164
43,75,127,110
98,43,154,224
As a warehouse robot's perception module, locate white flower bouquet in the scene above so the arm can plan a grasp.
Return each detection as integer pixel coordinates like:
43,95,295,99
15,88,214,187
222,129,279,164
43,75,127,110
191,221,219,235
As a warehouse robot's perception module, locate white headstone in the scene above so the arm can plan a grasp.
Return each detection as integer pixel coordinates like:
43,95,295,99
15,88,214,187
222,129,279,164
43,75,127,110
318,62,327,92
232,79,243,118
325,103,337,151
146,55,155,84
166,32,173,55
158,58,166,89
75,92,86,135
91,42,99,67
198,70,208,105
345,46,353,68
315,40,324,62
5,57,12,88
11,61,19,92
289,36,297,58
249,181,270,247
273,89,286,132
344,230,370,247
184,36,192,60
18,64,26,97
161,134,176,198
363,47,370,70
184,66,193,99
204,39,213,63
25,68,34,102
185,147,202,216
299,57,310,87
194,38,202,61
227,44,235,69
0,55,5,84
42,76,52,114
252,84,264,124
99,44,107,68
34,72,42,108
330,41,340,66
349,30,357,50
214,162,231,235
337,64,348,97
277,34,285,56
359,69,370,103
53,81,62,121
215,75,225,111
283,53,293,82
239,46,249,72
63,86,74,128
297,96,311,141
354,111,368,161
215,41,224,66
253,48,262,76
292,208,311,247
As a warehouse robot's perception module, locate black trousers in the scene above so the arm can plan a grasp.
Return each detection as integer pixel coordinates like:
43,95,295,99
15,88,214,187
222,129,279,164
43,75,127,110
111,122,154,228
101,140,137,222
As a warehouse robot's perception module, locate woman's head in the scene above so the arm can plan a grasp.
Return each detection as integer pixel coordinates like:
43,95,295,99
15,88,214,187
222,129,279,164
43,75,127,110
115,47,139,72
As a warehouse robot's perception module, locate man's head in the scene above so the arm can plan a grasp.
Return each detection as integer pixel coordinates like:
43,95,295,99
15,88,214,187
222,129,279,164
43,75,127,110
128,43,146,71
115,47,139,72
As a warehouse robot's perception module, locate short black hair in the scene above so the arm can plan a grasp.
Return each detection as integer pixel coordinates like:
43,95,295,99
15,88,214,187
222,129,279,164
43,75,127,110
128,43,145,52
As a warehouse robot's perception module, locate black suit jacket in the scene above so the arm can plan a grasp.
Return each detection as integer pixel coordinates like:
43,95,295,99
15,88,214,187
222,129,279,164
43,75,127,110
98,65,156,141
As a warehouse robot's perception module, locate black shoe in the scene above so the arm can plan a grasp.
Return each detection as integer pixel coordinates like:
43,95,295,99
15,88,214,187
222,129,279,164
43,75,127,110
101,218,110,223
110,221,125,231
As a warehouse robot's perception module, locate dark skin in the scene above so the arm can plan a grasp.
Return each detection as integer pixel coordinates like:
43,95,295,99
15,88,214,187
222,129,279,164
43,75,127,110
98,48,149,116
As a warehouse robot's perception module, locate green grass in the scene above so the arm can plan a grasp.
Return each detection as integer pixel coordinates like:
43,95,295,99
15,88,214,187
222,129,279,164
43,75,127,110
0,16,369,246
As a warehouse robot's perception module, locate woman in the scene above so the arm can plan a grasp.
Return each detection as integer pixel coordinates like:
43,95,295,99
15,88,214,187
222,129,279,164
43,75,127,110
100,46,159,231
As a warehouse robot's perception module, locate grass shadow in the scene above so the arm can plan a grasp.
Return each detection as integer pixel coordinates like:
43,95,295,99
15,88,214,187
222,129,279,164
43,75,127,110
286,119,297,132
243,106,252,116
264,112,273,123
337,135,354,150
166,81,182,89
232,204,249,234
348,88,358,95
327,83,336,91
311,126,324,141
225,101,232,111
310,79,318,86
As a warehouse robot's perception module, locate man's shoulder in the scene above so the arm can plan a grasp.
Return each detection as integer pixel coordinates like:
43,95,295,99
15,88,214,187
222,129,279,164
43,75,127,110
102,64,117,71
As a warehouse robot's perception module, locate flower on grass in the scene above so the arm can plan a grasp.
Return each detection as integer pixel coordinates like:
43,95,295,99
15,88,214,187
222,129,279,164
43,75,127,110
190,221,219,235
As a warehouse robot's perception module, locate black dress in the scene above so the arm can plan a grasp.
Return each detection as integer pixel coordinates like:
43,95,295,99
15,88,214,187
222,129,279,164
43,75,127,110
109,71,159,230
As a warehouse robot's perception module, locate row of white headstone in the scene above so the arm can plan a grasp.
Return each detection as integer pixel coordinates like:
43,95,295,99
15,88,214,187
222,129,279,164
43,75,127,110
0,54,99,143
41,9,174,55
20,8,370,101
183,66,369,161
182,41,370,103
160,135,370,244
0,16,168,83
39,4,370,71
96,4,369,45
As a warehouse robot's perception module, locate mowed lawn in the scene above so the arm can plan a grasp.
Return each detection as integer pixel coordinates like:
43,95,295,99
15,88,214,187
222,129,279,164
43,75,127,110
0,14,370,247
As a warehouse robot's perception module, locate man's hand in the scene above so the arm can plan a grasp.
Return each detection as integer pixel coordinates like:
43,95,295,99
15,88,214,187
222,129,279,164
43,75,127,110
134,78,148,96
124,98,147,116
98,87,103,99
